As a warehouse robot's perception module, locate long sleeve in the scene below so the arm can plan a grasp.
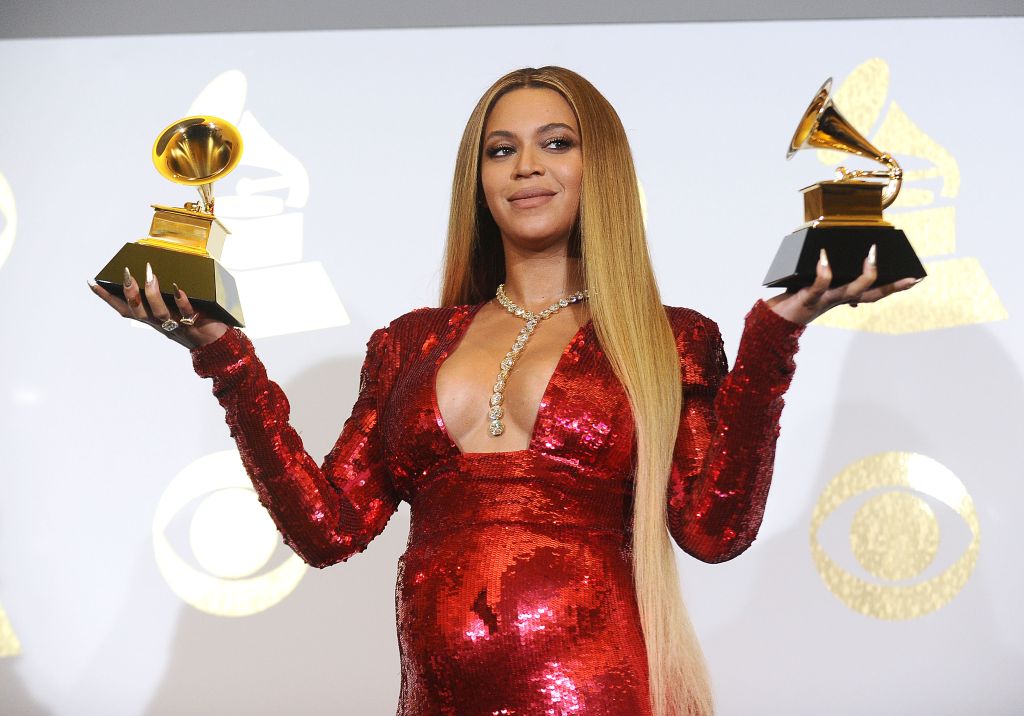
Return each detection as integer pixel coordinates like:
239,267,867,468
667,299,804,563
190,325,401,569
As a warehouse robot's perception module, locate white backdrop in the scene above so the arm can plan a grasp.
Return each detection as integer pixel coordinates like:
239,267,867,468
1,17,1022,715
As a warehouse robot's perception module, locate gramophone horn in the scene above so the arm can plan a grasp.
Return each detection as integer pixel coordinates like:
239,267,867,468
787,78,887,162
152,116,244,214
787,78,902,208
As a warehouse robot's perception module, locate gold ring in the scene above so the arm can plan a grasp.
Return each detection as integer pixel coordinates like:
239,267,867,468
179,313,199,326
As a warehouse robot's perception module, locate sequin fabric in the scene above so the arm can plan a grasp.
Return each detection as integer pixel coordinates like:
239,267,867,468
191,298,803,715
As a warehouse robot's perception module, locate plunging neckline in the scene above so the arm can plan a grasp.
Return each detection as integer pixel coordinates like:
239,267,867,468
431,301,593,458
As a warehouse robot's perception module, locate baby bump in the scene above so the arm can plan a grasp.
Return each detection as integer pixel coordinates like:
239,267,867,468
395,525,651,714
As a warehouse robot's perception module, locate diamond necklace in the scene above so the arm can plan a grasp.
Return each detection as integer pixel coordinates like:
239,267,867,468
487,283,590,437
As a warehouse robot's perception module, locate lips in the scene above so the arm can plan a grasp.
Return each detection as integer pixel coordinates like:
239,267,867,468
508,188,557,208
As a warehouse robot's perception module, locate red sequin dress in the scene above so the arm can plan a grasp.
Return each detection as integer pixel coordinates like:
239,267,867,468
191,298,803,715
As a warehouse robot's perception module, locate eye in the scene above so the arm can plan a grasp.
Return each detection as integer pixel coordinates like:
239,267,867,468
485,143,516,159
543,136,575,151
153,449,309,616
810,451,980,620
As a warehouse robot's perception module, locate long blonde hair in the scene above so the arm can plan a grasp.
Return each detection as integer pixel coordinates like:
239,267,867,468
440,67,713,716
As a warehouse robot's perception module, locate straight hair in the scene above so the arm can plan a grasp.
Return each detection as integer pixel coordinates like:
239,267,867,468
440,67,713,716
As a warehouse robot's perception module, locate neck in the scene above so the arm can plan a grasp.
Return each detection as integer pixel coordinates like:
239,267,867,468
500,242,584,313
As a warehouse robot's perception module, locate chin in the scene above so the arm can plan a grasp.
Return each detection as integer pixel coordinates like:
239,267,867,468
503,230,573,252
500,219,574,245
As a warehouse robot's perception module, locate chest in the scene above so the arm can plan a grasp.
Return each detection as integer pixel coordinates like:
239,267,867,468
378,307,636,486
435,310,588,453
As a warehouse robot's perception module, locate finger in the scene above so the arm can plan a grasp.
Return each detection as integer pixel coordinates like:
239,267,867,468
172,283,198,323
802,248,832,307
855,276,922,304
122,267,149,320
143,262,174,322
896,276,923,291
841,244,879,301
88,279,134,318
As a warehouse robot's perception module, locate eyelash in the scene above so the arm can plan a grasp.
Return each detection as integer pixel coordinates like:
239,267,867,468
545,136,575,151
486,144,515,158
485,136,576,158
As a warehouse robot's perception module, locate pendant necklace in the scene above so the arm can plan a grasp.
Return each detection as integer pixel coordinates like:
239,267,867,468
488,283,590,437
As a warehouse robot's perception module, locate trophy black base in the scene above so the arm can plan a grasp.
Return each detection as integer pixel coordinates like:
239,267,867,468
763,225,926,291
95,242,245,327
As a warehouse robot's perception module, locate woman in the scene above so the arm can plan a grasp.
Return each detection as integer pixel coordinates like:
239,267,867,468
91,67,918,716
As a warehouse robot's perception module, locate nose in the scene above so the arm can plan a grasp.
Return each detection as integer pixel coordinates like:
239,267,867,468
513,144,543,177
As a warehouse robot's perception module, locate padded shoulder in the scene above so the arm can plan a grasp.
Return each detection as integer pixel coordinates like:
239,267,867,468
663,305,728,387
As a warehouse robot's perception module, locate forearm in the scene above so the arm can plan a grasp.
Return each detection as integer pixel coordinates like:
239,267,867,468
192,328,399,568
669,300,804,562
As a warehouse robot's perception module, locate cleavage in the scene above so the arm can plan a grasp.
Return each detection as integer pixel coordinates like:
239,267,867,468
434,303,587,455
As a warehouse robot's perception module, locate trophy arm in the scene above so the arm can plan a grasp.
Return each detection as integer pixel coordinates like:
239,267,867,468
196,183,215,214
878,154,903,209
835,153,903,209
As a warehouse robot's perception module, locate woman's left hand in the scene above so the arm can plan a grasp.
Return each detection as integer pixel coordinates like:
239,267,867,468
766,244,922,326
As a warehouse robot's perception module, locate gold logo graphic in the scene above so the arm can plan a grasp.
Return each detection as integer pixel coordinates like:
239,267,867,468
813,58,1007,333
811,451,979,619
0,171,16,271
153,450,307,617
0,602,21,657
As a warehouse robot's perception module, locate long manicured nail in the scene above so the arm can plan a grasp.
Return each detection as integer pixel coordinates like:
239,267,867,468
87,278,97,289
172,282,183,299
123,267,132,288
145,262,154,286
867,244,877,267
819,248,829,268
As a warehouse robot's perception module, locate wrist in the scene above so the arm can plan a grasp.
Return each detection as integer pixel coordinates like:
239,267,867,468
188,324,232,354
193,323,229,348
764,295,813,327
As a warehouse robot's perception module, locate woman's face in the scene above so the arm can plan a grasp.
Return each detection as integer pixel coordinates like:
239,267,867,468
480,87,583,252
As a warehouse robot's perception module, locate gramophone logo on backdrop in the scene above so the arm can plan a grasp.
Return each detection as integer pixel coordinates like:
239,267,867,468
186,70,349,339
0,603,22,657
151,70,367,615
0,171,16,272
813,58,1007,333
809,60,987,621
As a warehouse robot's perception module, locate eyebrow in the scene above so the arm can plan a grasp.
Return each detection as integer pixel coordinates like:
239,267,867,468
484,122,578,142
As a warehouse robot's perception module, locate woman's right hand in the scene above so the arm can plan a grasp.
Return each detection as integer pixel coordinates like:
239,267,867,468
89,262,229,350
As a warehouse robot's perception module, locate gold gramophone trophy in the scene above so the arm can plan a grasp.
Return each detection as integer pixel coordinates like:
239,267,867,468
763,78,926,290
95,116,246,326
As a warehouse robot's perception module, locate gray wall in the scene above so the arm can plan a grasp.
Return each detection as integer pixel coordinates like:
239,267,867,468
1,0,1022,38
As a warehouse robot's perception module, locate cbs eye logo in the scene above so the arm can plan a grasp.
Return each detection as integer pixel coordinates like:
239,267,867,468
810,451,979,620
153,450,307,617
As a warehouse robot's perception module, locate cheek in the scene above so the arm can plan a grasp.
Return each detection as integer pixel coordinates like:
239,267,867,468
562,165,583,215
561,156,583,190
479,167,502,212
